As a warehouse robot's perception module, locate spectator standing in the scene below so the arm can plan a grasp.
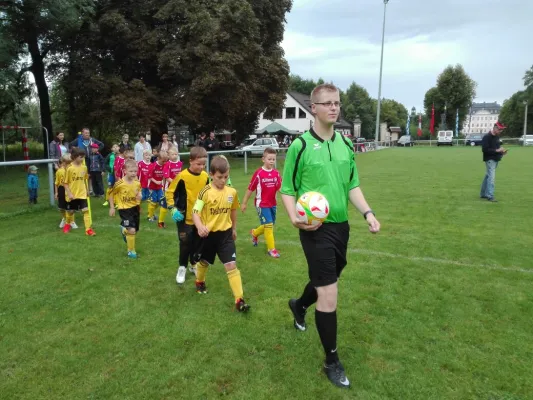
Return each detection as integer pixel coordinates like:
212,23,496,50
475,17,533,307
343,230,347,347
480,121,508,202
119,134,133,153
134,133,152,162
89,143,105,197
205,131,219,153
49,132,70,170
157,133,172,153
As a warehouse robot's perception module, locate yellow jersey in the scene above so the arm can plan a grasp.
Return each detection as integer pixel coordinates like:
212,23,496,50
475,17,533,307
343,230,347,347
193,184,239,232
165,168,209,225
55,167,66,187
64,164,88,200
111,178,141,209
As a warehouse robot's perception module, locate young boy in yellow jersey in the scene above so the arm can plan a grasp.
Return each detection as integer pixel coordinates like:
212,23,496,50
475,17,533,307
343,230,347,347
63,147,95,236
55,153,76,228
165,146,209,284
109,160,142,259
191,156,250,312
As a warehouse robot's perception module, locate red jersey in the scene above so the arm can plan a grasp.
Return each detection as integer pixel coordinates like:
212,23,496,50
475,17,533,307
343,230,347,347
163,160,183,188
137,160,151,188
148,161,165,190
248,167,282,208
113,156,125,180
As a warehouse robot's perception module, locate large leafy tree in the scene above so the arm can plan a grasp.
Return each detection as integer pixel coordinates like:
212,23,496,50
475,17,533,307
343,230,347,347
499,65,533,137
59,0,291,144
379,98,408,129
288,74,319,96
0,0,94,153
341,82,375,138
423,64,476,132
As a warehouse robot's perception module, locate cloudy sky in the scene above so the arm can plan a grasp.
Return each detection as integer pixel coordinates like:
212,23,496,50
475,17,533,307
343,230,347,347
282,0,532,111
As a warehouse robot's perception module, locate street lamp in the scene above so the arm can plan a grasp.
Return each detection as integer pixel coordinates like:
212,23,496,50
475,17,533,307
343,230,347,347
374,0,390,146
522,100,529,146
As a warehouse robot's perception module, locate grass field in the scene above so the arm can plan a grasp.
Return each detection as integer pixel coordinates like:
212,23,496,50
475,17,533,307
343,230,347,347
1,147,533,400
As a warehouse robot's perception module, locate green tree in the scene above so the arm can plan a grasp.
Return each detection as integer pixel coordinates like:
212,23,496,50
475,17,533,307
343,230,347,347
341,82,376,138
0,0,94,154
423,64,476,134
59,0,291,145
499,93,533,137
380,98,408,130
524,65,533,90
288,74,318,95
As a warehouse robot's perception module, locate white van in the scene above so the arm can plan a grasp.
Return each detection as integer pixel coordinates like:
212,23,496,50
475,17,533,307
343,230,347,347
437,130,453,146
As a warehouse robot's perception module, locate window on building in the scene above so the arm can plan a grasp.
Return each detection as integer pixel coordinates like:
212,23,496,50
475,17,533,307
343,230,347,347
285,107,296,119
299,108,306,118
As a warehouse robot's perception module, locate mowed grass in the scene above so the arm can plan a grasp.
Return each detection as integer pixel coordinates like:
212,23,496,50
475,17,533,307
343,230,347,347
1,147,533,400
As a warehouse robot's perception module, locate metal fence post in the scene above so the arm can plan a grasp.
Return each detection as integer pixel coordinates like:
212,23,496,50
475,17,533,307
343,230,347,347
48,161,54,206
244,151,248,175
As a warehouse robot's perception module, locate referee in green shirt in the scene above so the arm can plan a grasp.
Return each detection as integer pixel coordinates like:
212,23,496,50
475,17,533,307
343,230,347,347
281,84,380,389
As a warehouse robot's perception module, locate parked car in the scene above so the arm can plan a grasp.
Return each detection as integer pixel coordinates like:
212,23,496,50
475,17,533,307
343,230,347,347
236,137,280,156
437,130,453,146
220,141,236,150
465,134,484,146
397,135,414,147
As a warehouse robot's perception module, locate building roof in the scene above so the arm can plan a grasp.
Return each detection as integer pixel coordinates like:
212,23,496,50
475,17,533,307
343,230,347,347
471,102,501,113
288,91,353,128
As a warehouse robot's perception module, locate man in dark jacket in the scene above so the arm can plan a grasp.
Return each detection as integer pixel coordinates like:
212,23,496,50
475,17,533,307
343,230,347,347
480,121,507,202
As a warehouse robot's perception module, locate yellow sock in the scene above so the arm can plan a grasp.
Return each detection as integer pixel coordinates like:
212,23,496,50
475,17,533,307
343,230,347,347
196,260,209,282
159,207,167,223
83,211,91,230
147,202,156,218
60,210,66,219
227,269,243,301
66,213,73,224
264,223,275,250
126,233,136,252
253,224,265,237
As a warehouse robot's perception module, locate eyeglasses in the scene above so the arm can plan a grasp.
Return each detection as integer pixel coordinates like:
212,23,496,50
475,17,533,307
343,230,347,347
313,101,342,108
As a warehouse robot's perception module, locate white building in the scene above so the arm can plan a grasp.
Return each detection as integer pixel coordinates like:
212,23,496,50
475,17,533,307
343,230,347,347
462,102,501,135
257,91,360,136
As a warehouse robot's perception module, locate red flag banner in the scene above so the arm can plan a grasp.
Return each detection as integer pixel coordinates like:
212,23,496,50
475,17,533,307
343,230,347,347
430,104,435,135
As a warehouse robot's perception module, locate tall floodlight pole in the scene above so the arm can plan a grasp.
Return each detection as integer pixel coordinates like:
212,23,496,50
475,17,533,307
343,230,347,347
523,100,529,146
374,0,390,145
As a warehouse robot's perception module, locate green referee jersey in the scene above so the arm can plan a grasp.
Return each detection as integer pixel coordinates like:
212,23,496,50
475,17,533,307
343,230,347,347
281,129,360,223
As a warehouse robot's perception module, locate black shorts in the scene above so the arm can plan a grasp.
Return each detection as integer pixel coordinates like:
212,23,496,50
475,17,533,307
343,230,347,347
57,186,67,210
67,199,88,211
193,228,236,265
299,222,350,287
119,206,140,232
177,221,197,242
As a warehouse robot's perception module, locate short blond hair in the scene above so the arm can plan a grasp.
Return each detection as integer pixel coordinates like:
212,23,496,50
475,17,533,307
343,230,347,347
60,153,72,165
310,83,339,103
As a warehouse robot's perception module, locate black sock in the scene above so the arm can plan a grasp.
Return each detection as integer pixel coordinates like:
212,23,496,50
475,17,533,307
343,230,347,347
315,309,339,364
297,282,317,311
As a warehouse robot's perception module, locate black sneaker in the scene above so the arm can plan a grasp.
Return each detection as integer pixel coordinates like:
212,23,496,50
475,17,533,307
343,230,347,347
195,281,208,294
323,360,350,388
487,197,498,202
288,299,306,331
236,298,250,312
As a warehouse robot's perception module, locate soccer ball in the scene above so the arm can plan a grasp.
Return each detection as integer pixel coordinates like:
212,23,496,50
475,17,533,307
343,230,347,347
295,191,329,225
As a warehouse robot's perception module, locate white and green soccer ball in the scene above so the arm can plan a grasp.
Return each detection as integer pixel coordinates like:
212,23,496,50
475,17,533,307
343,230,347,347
295,191,329,225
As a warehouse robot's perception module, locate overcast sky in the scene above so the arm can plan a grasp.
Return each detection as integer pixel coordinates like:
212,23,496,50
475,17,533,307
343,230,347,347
282,0,532,112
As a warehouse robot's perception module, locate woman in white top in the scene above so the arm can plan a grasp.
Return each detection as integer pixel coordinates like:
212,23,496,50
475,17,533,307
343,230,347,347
134,133,152,162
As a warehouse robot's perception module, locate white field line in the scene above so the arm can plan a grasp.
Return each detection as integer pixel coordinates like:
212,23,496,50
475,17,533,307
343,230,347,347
98,223,533,275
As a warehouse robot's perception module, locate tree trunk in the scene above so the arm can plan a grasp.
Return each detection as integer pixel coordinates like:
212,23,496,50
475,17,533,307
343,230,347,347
26,31,53,158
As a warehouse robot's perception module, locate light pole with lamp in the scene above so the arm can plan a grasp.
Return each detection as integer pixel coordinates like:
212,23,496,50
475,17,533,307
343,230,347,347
523,100,529,146
374,0,390,146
